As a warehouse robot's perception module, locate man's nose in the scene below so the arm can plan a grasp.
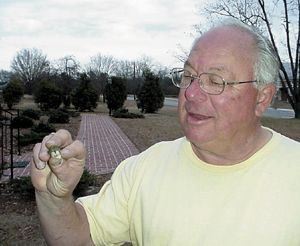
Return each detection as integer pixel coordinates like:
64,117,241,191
184,79,208,102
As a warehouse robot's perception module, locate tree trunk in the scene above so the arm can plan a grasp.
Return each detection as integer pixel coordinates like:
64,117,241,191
295,102,300,119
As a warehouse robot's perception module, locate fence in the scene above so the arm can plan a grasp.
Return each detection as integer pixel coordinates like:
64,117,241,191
0,109,20,180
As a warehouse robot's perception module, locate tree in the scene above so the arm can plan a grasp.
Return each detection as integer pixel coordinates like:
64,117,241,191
87,54,116,101
57,72,78,108
0,70,12,88
71,73,98,111
200,0,300,118
2,79,24,109
88,53,116,76
53,55,80,78
34,79,63,111
105,76,127,115
136,69,164,113
115,59,134,79
11,48,50,88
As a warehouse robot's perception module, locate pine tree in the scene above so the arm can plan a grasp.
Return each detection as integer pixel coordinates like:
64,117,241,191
137,69,164,113
105,76,127,115
3,78,24,109
34,79,62,111
71,73,98,111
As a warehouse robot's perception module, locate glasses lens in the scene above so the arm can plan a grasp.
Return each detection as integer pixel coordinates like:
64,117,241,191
171,69,192,88
200,73,224,95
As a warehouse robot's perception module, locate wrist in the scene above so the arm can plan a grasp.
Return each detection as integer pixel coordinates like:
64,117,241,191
35,190,74,212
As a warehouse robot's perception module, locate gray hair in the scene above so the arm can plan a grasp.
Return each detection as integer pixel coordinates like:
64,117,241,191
193,18,279,88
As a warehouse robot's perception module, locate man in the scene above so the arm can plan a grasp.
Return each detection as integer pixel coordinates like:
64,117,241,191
32,19,300,245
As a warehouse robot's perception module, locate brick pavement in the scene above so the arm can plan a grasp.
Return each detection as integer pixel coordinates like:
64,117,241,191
1,114,139,181
76,114,139,174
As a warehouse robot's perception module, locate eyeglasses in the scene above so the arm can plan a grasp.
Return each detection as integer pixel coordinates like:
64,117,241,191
170,68,257,95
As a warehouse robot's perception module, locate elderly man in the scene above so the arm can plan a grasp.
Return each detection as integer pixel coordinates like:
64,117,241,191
32,19,300,245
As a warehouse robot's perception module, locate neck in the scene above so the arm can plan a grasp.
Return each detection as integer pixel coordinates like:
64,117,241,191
191,126,272,166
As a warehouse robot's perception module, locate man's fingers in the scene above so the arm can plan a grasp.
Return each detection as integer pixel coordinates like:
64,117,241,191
45,129,73,149
33,142,47,170
32,130,85,171
60,140,86,163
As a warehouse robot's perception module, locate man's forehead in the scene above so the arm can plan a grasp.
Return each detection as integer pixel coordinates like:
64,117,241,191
192,26,254,51
184,60,230,73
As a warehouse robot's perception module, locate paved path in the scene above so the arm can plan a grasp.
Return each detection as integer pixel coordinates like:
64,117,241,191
77,114,139,174
1,114,139,181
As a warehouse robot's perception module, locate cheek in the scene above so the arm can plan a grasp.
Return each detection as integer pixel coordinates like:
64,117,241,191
178,90,186,122
214,90,257,125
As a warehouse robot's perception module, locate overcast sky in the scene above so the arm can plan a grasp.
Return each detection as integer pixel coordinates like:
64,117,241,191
0,0,208,71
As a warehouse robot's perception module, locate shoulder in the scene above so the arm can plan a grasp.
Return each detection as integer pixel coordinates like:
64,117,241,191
270,129,300,153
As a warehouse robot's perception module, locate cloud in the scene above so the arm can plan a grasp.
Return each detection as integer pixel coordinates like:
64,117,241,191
0,0,205,70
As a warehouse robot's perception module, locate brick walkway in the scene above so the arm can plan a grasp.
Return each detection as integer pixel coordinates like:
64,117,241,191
77,114,139,174
1,114,139,181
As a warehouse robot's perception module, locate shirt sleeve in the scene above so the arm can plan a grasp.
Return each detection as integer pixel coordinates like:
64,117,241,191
76,157,135,245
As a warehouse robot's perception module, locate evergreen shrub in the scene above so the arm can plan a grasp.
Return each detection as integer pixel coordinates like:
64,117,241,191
19,131,45,146
11,116,34,129
71,74,98,111
2,79,24,109
136,69,164,113
34,79,63,111
21,109,41,120
31,122,55,134
48,109,70,123
112,108,144,119
105,76,127,115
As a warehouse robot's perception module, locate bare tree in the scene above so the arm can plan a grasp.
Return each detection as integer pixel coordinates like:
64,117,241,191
53,55,81,78
88,53,116,76
11,48,49,85
85,54,117,101
115,59,134,78
200,0,300,118
173,44,190,63
135,56,155,77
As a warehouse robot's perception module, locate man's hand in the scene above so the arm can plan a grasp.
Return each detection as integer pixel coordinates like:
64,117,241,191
31,129,86,198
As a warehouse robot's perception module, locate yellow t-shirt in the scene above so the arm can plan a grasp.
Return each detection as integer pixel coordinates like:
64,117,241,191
77,129,300,245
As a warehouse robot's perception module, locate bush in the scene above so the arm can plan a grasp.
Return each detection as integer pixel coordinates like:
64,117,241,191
112,108,144,119
21,108,41,120
48,109,70,123
19,131,46,146
11,115,34,129
31,122,55,134
34,79,63,111
71,73,98,111
136,69,164,113
68,110,80,117
105,76,127,115
73,169,97,197
58,108,80,117
2,79,24,109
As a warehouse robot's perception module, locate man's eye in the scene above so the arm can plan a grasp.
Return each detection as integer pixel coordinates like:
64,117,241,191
210,79,219,84
183,75,192,81
208,76,222,85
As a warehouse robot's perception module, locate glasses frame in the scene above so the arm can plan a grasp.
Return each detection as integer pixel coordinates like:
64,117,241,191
170,68,257,95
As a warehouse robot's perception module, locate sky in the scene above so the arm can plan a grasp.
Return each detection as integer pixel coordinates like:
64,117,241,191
0,0,207,71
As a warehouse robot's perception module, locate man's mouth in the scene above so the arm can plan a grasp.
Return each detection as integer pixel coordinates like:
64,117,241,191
187,112,213,123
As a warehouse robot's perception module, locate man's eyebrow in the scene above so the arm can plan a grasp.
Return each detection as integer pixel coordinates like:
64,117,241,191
207,66,228,72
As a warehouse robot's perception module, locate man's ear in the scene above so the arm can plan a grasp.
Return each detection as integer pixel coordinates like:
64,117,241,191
255,83,276,117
